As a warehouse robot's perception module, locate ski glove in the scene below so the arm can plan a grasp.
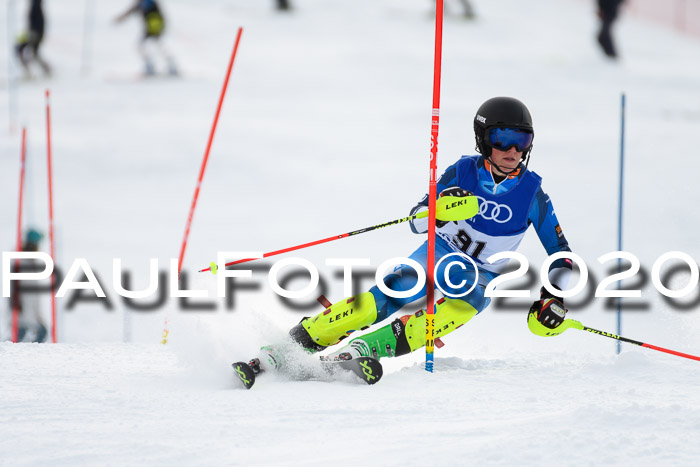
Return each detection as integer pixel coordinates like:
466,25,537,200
529,287,567,329
436,187,473,228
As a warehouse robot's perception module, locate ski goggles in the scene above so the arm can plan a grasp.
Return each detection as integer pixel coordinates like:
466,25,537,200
486,127,534,152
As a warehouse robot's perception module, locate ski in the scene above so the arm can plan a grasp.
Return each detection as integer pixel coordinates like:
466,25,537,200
232,361,256,389
322,356,383,385
232,356,383,389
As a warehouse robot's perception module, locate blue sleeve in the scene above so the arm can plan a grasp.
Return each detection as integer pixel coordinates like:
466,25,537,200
529,187,573,290
528,188,570,255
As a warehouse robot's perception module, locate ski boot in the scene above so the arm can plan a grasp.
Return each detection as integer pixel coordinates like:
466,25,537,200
326,297,479,360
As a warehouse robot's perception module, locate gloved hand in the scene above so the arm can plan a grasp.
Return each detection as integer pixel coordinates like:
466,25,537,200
528,287,567,330
436,187,473,228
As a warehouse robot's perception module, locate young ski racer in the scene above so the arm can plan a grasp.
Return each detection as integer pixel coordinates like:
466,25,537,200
234,97,574,387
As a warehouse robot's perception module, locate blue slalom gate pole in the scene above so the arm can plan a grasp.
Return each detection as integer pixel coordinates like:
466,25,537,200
616,93,626,354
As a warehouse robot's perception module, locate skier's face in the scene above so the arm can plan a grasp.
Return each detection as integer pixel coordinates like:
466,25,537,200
490,147,522,175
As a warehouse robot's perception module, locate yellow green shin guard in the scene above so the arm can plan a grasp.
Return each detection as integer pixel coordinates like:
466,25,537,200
289,292,378,351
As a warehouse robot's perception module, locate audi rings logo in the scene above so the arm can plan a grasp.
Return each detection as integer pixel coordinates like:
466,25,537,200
475,196,512,223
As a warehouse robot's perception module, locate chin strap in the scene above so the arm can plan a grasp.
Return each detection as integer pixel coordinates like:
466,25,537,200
485,156,523,177
485,149,531,177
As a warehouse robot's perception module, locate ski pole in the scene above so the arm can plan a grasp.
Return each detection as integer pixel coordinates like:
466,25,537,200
198,195,479,273
549,319,700,362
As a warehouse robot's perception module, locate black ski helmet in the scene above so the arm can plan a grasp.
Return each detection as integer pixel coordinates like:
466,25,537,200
473,97,534,170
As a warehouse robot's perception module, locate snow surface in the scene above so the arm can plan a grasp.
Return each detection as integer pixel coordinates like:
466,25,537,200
3,342,700,466
2,0,700,465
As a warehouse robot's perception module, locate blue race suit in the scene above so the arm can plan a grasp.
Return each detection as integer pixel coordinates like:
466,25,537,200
369,155,572,322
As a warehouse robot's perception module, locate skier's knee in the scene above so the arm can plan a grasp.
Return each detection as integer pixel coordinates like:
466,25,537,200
434,297,478,337
461,288,490,314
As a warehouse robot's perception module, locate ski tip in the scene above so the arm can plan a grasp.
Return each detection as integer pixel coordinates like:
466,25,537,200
353,357,383,385
232,362,255,389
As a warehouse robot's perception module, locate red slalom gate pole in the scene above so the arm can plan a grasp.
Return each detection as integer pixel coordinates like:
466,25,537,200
12,127,27,343
46,90,57,343
177,27,243,276
163,28,243,345
425,0,444,373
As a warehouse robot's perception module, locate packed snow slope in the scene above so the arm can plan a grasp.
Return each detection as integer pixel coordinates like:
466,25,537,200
2,343,700,466
2,0,700,465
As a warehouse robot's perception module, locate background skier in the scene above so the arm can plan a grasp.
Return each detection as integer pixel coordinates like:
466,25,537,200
596,0,625,58
10,229,48,343
15,0,51,78
115,0,178,76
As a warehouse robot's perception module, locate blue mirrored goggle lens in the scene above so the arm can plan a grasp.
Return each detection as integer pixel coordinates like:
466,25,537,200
487,127,533,152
